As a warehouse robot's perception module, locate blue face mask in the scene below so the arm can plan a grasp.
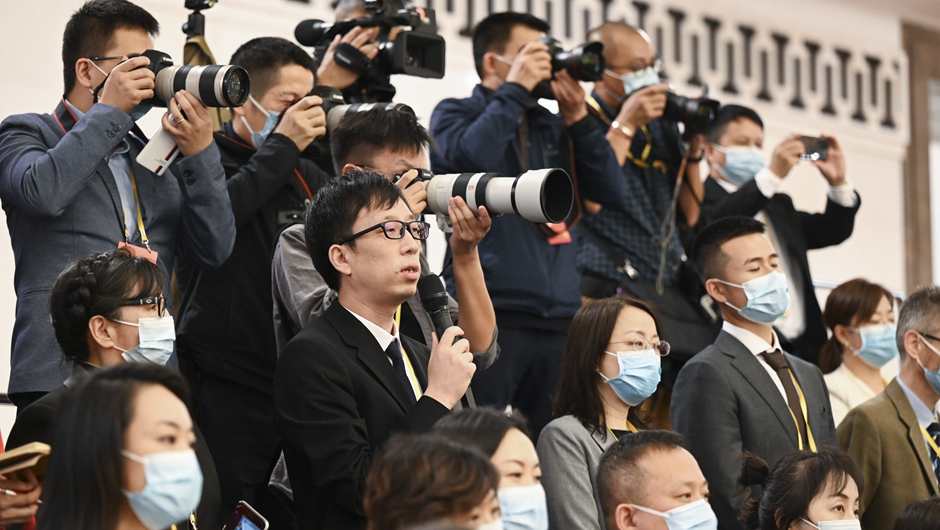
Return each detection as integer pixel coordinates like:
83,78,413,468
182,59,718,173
240,95,279,148
113,315,175,366
599,349,661,406
846,324,898,368
605,66,661,97
711,144,766,185
123,449,203,530
715,271,791,325
917,334,940,394
631,499,718,530
497,484,548,530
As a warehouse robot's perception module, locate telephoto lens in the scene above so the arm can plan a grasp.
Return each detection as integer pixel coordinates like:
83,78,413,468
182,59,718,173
538,37,606,81
425,169,573,224
140,49,251,108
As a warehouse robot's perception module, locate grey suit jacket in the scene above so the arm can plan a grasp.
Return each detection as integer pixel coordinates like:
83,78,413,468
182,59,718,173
0,99,236,393
671,330,838,530
537,415,616,530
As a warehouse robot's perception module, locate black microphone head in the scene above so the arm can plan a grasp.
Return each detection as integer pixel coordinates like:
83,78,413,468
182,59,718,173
295,19,330,46
418,274,449,312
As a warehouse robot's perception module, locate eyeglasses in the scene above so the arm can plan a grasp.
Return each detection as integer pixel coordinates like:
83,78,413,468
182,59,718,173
607,58,664,75
919,331,940,343
86,56,127,62
609,337,671,356
124,295,168,317
341,220,431,244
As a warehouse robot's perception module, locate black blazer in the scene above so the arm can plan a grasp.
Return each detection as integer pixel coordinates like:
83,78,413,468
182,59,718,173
5,363,222,529
273,302,451,530
671,331,839,530
698,177,860,363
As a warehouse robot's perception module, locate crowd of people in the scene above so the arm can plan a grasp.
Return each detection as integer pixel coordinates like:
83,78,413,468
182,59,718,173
0,1,933,530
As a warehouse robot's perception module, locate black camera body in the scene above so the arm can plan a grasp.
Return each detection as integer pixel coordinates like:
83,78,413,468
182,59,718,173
296,3,445,102
136,49,250,108
530,37,605,100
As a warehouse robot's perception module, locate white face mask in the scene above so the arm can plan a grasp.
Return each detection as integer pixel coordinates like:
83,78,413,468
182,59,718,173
801,517,861,530
113,315,175,365
476,520,505,530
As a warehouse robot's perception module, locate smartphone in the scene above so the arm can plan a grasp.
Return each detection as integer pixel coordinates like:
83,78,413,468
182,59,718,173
223,501,269,530
799,136,830,161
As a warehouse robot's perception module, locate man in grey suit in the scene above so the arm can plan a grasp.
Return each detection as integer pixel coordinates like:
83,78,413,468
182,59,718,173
0,0,235,411
671,216,837,530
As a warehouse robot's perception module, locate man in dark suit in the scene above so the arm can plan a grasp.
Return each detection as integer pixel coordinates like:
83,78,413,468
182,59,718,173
839,285,940,530
0,0,235,411
696,105,859,363
273,171,477,530
671,216,838,530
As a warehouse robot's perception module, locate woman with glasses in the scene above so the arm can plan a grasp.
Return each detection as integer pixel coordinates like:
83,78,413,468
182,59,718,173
817,279,896,426
6,248,221,528
536,295,668,530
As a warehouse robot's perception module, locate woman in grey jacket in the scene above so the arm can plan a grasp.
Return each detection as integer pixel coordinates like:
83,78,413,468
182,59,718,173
536,295,669,530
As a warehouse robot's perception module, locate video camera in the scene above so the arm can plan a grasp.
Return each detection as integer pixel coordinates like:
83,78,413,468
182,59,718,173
295,0,445,102
133,49,251,175
531,37,605,100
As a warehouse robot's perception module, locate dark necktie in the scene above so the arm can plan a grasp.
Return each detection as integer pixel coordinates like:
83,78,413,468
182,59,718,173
760,349,809,449
926,421,940,485
385,341,417,406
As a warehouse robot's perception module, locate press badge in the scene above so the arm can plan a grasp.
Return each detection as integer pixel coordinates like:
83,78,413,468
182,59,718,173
118,242,159,264
546,222,572,245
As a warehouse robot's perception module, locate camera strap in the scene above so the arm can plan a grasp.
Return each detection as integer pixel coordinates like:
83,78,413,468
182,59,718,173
585,96,652,168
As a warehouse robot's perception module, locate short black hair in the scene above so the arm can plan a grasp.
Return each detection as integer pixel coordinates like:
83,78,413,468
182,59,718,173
230,37,316,99
62,0,160,95
304,169,406,291
330,106,432,175
472,12,550,78
49,248,166,363
894,497,940,530
703,105,764,144
596,430,690,530
690,216,766,282
433,407,532,458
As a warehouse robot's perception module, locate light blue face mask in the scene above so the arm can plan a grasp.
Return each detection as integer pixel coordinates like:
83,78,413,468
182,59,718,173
123,449,203,530
497,484,549,530
711,144,766,185
714,271,791,325
846,324,898,368
605,66,661,97
113,315,175,365
599,349,661,406
240,95,279,148
917,334,940,394
631,499,718,530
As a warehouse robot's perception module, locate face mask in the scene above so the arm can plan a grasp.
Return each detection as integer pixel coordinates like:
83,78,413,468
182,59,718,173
711,144,766,186
113,315,176,365
605,66,661,97
917,334,940,394
714,271,790,325
123,449,203,530
240,95,279,148
801,518,862,530
497,484,548,530
476,521,505,530
846,324,898,368
598,350,661,406
631,499,718,530
89,61,152,120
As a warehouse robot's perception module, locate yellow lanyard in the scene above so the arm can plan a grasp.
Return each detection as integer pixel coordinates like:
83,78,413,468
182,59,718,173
584,96,652,168
394,305,422,399
125,167,150,250
920,423,940,456
788,372,817,452
606,420,639,441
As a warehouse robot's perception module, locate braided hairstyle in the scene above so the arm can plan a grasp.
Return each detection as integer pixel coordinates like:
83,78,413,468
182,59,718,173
49,249,166,362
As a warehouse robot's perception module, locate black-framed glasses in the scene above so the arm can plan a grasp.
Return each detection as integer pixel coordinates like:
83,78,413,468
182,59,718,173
919,331,940,344
607,58,664,75
86,56,126,62
341,220,431,244
124,295,167,316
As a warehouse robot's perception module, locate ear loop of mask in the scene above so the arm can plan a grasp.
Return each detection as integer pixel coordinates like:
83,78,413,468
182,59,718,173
89,61,110,102
492,54,513,86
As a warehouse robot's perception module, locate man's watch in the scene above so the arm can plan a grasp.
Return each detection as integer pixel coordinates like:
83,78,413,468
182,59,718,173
610,120,634,140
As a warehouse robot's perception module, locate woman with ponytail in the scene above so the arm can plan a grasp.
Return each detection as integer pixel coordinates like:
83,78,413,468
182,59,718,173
818,279,896,425
737,447,863,530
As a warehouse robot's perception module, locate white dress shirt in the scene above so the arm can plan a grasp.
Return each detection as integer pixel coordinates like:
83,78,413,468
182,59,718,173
345,305,422,400
721,320,787,401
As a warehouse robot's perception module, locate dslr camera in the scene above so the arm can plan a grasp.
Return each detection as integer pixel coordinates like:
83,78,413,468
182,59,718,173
531,37,605,100
132,49,251,175
295,0,445,102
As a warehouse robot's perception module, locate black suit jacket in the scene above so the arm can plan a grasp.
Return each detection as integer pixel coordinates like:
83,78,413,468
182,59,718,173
5,363,222,529
273,302,451,530
698,177,860,363
671,331,838,530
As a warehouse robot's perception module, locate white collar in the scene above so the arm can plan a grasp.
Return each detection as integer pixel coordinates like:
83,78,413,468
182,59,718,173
343,305,401,352
722,320,781,356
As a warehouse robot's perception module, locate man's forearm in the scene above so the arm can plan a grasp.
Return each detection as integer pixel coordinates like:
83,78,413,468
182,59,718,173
452,250,496,353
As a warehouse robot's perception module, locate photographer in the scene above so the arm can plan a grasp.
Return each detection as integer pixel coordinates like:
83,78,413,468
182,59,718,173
697,105,859,363
0,0,235,412
429,12,626,437
173,37,331,527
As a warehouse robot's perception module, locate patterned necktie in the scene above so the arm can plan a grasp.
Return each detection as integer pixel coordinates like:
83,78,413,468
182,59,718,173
926,421,940,486
385,341,417,405
760,349,809,448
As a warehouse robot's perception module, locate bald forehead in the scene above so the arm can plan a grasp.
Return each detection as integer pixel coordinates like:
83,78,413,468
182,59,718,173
589,22,654,65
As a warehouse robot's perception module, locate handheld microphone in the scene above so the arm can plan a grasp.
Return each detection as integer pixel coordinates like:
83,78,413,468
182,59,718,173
418,274,455,342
